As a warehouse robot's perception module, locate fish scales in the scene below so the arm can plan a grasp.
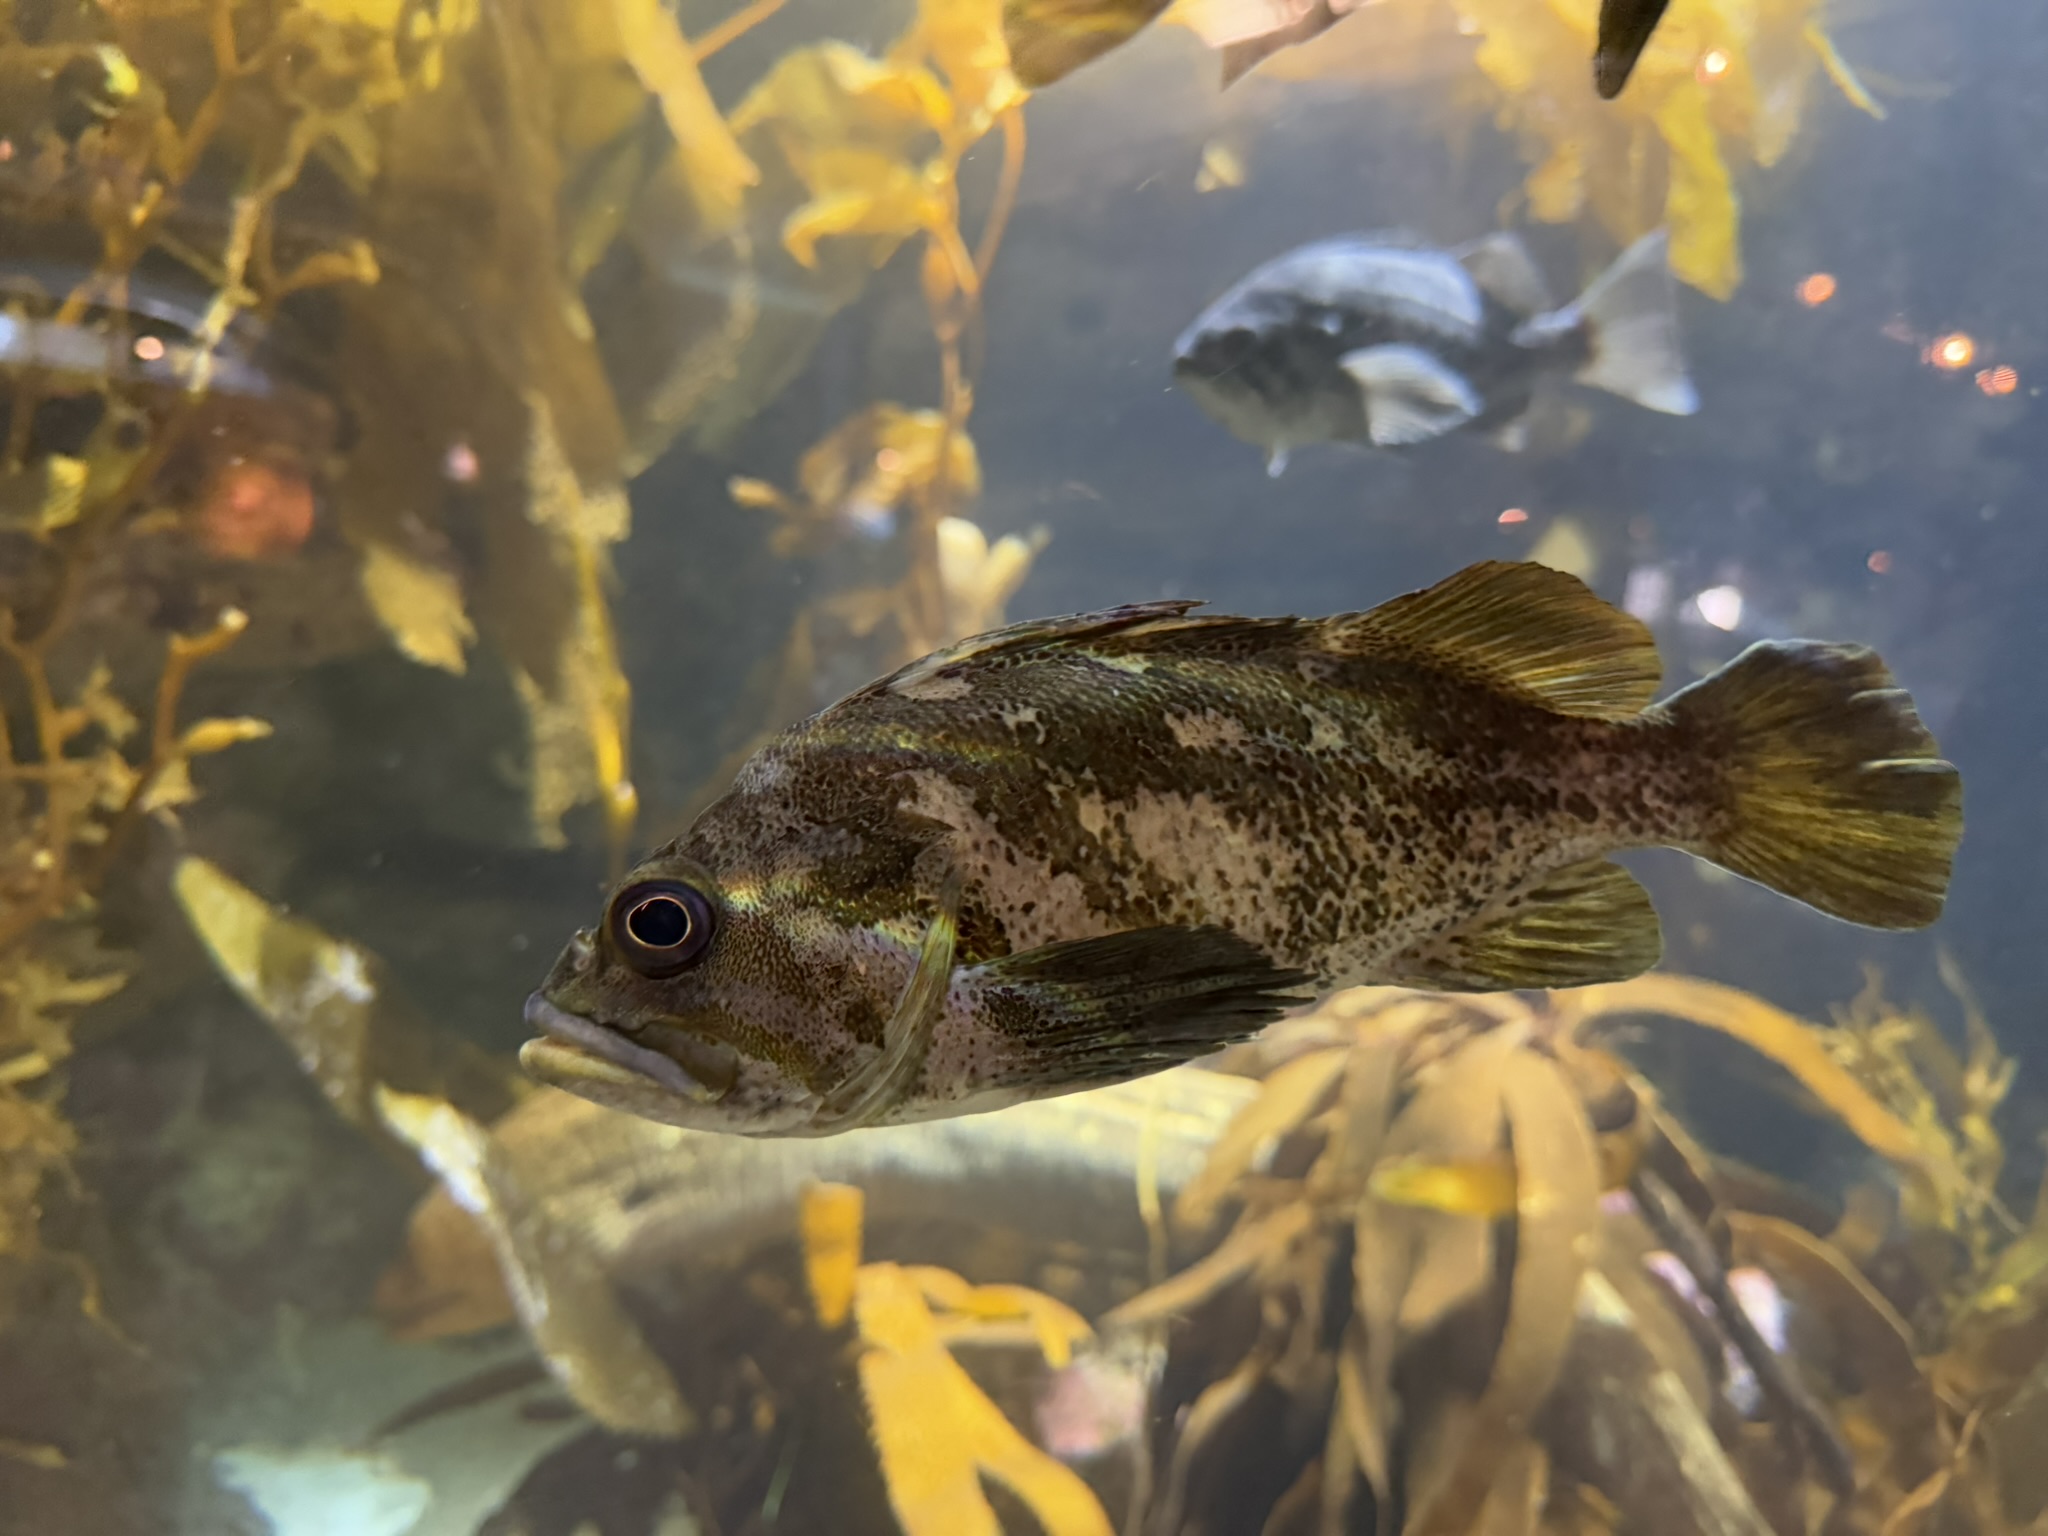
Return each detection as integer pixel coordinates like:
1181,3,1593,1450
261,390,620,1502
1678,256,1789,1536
523,561,1961,1137
709,624,1710,986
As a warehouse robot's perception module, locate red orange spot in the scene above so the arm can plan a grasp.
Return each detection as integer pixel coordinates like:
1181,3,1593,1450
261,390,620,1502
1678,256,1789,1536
1497,507,1528,526
1796,273,1836,307
443,441,480,483
1866,550,1891,574
197,458,315,562
132,335,166,362
1927,332,1975,371
1976,365,2019,397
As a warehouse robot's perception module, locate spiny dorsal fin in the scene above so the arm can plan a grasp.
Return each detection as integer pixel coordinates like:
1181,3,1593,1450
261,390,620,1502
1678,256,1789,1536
1326,561,1661,717
1389,857,1662,992
870,601,1206,698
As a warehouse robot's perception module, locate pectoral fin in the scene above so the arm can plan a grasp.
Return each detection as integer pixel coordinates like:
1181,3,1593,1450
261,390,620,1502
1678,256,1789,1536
1389,857,1662,991
972,925,1312,1090
1341,345,1482,446
814,869,964,1130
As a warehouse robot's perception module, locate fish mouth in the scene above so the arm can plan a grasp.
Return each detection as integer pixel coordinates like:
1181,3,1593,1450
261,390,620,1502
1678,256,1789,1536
521,992,731,1104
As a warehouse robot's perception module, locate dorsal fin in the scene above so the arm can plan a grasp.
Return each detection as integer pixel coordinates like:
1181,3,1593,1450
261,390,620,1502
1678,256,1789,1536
1324,561,1661,717
870,601,1207,698
1452,232,1553,316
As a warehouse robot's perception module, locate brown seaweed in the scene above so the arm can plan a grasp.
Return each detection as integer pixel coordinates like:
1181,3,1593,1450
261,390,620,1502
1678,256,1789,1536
1109,979,2048,1536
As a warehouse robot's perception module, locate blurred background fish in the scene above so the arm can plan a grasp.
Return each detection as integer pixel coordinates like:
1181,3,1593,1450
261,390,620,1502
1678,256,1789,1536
1172,228,1697,475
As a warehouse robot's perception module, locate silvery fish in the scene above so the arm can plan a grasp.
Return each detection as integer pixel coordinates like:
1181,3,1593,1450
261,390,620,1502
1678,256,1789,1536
523,561,1961,1137
1173,228,1697,474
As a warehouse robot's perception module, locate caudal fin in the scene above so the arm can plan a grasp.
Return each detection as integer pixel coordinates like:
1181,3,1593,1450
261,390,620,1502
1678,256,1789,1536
1662,641,1962,928
1548,230,1699,416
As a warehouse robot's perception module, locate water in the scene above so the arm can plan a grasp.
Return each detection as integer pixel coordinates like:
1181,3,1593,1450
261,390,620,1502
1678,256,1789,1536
0,0,2043,1531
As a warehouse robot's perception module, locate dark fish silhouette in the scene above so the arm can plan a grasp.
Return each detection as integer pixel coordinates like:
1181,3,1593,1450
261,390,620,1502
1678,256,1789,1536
1596,0,1674,97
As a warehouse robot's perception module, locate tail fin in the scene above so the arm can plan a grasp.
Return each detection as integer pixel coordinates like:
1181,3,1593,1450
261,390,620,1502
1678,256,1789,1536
1662,641,1962,928
1531,230,1699,416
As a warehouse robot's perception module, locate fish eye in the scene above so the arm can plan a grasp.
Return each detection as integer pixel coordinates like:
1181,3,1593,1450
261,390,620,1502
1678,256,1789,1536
607,879,716,977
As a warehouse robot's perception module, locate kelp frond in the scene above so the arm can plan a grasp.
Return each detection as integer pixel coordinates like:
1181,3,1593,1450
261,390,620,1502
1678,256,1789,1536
1115,975,2048,1535
799,1181,1115,1536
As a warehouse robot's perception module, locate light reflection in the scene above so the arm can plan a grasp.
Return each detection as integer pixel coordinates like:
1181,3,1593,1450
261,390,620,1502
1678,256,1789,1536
1927,332,1976,370
1694,585,1744,632
1796,273,1837,307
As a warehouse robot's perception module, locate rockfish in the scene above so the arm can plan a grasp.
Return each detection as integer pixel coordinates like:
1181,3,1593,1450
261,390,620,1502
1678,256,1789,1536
524,562,1961,1136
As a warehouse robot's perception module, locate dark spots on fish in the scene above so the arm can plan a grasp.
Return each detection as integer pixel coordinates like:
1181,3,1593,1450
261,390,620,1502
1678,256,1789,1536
664,575,1752,1066
838,990,887,1051
725,618,1651,978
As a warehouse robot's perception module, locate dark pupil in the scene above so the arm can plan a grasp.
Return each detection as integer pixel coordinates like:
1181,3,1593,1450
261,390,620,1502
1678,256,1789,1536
625,896,691,949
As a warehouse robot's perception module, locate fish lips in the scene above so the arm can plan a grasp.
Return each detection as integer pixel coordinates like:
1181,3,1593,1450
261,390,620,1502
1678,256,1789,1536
521,992,737,1105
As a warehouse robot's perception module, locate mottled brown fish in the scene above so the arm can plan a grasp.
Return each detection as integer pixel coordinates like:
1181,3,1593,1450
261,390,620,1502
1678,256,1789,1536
523,562,1962,1137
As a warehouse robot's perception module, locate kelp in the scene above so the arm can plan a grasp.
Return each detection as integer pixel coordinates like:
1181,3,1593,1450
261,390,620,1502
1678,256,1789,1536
1322,0,1886,299
0,0,1039,873
1429,0,1888,299
170,858,690,1436
1014,0,1886,300
0,0,793,856
1112,976,2048,1536
375,1086,693,1439
798,1180,1115,1536
0,584,265,1323
170,855,518,1130
712,0,1046,753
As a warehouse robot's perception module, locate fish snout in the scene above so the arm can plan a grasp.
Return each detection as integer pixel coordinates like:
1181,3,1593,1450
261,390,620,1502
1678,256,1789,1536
522,990,739,1104
524,989,604,1042
1171,323,1255,382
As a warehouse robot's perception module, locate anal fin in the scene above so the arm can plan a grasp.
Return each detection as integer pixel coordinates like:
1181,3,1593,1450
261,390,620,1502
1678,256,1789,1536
1389,857,1662,992
972,925,1313,1089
